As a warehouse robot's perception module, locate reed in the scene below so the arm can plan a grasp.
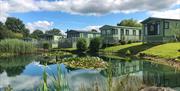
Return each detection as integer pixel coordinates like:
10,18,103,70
0,39,36,54
39,64,70,91
39,63,142,91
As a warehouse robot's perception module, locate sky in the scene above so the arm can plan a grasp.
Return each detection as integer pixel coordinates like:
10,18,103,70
0,0,180,34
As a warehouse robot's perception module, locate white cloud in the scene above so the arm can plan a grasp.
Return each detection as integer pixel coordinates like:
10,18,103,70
0,0,179,22
0,0,39,22
83,25,102,32
177,0,180,4
26,21,54,33
0,1,9,22
138,20,143,23
37,0,179,15
149,8,180,19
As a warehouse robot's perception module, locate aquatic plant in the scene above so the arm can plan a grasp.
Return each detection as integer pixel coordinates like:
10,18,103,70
38,65,70,91
125,50,131,56
0,39,36,54
3,85,12,91
42,51,72,57
57,56,108,69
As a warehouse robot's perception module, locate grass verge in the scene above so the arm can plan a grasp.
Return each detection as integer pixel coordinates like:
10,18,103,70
102,42,180,60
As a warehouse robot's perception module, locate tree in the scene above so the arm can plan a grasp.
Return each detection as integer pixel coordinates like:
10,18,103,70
89,37,101,52
117,19,142,27
76,38,87,52
5,17,30,37
0,21,14,39
23,28,30,37
45,28,62,35
31,29,44,39
91,29,98,32
43,42,50,50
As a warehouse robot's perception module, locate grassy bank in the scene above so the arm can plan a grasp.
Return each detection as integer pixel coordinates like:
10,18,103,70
102,43,142,53
102,42,180,60
141,43,180,59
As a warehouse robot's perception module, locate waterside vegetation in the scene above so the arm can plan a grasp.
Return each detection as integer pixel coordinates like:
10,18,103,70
0,39,36,57
56,57,108,69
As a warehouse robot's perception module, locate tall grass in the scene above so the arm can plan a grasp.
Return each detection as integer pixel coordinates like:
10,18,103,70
0,39,36,54
38,64,70,91
39,63,142,91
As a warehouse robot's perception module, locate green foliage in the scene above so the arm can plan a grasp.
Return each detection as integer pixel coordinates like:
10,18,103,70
3,85,13,91
5,17,30,37
125,50,131,56
76,38,87,52
43,42,51,50
89,37,101,52
117,19,142,27
174,30,180,41
31,29,44,39
120,40,126,45
127,40,132,44
42,69,48,91
39,65,69,91
13,33,23,39
45,28,62,35
0,22,14,39
57,57,108,69
91,29,98,32
0,39,36,54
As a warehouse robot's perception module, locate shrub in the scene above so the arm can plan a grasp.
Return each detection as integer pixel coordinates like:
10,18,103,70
0,39,35,54
127,40,132,44
76,38,87,52
120,41,126,45
43,42,51,50
89,37,101,52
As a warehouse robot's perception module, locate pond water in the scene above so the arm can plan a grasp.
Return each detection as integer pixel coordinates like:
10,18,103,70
0,55,180,91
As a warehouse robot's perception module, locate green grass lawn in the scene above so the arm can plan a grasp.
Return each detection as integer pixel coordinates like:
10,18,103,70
102,42,180,59
141,43,180,59
103,42,142,53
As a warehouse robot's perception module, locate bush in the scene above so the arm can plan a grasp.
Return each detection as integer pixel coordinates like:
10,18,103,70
89,37,101,52
0,39,36,54
76,38,87,52
120,41,126,45
43,42,51,50
127,40,132,44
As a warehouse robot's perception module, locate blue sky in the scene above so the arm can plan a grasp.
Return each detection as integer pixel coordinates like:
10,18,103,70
0,0,179,33
10,11,148,31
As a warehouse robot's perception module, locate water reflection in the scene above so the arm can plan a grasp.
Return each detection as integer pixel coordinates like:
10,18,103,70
142,62,180,87
0,55,35,76
0,55,180,91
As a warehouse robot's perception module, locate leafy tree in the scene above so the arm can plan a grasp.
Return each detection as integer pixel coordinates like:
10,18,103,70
5,17,30,37
23,28,30,37
89,37,101,52
45,28,62,35
76,38,87,52
43,42,50,50
31,29,44,39
117,19,142,27
0,21,14,39
91,29,98,32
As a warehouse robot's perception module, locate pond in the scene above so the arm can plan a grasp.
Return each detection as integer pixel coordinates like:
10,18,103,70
0,55,180,91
